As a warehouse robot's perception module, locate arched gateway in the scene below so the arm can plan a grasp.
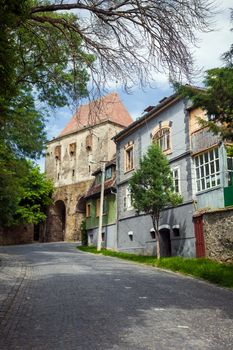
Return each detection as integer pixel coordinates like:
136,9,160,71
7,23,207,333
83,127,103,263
46,200,66,242
159,225,172,257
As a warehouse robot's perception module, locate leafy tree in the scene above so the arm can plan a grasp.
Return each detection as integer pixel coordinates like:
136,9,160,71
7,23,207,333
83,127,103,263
15,162,54,225
0,0,92,226
175,68,233,155
0,161,53,227
175,9,233,156
0,0,214,225
129,144,182,259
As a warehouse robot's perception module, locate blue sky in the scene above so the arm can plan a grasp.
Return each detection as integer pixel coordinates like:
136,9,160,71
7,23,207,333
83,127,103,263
38,0,232,171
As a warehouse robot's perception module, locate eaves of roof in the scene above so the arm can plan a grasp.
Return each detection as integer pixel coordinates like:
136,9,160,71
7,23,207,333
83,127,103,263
112,92,180,143
92,159,116,176
47,120,122,144
85,178,116,199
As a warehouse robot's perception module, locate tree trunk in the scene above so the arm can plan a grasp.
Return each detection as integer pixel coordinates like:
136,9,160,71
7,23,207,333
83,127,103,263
155,231,161,260
152,214,161,259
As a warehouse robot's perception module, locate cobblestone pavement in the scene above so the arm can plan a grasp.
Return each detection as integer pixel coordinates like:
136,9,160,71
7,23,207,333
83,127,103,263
0,243,232,350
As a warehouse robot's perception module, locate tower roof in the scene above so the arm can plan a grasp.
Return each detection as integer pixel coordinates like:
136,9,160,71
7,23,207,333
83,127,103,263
59,92,133,137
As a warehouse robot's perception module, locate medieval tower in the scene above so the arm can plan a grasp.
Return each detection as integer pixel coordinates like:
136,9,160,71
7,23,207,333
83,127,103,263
44,92,133,242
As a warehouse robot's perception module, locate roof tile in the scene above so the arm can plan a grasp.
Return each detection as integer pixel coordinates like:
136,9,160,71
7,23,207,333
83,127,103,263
59,92,133,137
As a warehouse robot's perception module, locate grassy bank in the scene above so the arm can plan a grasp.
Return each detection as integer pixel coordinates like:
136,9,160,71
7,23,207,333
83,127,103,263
78,246,233,288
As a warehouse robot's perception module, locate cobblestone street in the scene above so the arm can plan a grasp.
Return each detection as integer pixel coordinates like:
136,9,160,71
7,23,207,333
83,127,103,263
0,243,232,350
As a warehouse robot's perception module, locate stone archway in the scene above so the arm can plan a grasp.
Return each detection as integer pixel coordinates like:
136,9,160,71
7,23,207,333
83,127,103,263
46,200,66,242
54,200,66,241
159,226,172,257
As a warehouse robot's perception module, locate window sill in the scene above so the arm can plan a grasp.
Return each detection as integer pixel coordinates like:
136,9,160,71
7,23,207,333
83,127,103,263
196,185,222,196
124,168,134,174
163,149,172,155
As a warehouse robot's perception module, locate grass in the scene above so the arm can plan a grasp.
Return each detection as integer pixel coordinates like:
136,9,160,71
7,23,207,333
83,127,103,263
78,246,233,288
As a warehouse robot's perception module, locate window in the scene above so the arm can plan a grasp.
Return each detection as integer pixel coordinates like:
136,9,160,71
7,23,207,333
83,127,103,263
96,198,107,217
69,143,76,156
172,167,181,194
194,147,220,192
101,232,105,242
86,203,91,217
150,228,156,239
128,231,133,241
123,186,133,210
227,157,233,187
105,167,112,180
173,228,180,237
96,198,100,217
95,168,112,184
86,134,92,151
103,198,107,215
152,121,172,154
124,142,134,172
95,173,102,185
55,145,61,160
153,128,170,152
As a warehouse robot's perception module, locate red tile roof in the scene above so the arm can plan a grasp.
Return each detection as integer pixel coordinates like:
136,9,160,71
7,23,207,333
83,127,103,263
59,92,133,137
85,177,116,199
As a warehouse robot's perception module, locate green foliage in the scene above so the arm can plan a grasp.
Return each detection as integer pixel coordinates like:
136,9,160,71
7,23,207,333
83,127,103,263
78,247,233,288
129,144,182,223
174,13,233,154
80,220,88,246
0,0,93,107
175,67,233,144
16,162,53,224
0,1,93,226
0,160,53,227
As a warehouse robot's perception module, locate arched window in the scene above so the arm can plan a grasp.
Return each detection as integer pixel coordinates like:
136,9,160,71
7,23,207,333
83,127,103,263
153,127,170,151
152,121,172,154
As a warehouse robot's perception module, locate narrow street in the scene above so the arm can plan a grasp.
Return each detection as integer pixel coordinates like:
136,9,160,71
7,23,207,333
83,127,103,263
0,243,232,350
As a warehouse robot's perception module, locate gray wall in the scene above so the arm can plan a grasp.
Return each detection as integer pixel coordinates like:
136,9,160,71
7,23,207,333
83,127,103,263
115,97,230,257
116,98,196,256
87,224,117,250
117,203,195,257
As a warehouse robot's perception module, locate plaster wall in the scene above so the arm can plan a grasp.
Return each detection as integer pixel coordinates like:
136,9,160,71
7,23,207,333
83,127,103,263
87,224,117,250
117,203,195,257
117,99,190,186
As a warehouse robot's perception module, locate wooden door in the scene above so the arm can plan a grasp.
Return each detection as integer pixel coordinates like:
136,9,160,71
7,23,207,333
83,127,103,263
194,215,205,257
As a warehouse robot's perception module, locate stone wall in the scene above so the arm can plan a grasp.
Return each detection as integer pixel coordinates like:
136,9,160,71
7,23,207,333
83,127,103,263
0,224,34,246
203,208,233,263
45,122,123,188
45,180,93,242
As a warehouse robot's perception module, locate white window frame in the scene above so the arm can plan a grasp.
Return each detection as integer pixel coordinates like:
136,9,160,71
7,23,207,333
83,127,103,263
154,128,170,152
152,121,172,155
123,186,133,210
194,147,221,193
171,166,181,194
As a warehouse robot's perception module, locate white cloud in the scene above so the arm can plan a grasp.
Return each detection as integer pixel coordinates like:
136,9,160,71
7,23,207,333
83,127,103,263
192,1,232,75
